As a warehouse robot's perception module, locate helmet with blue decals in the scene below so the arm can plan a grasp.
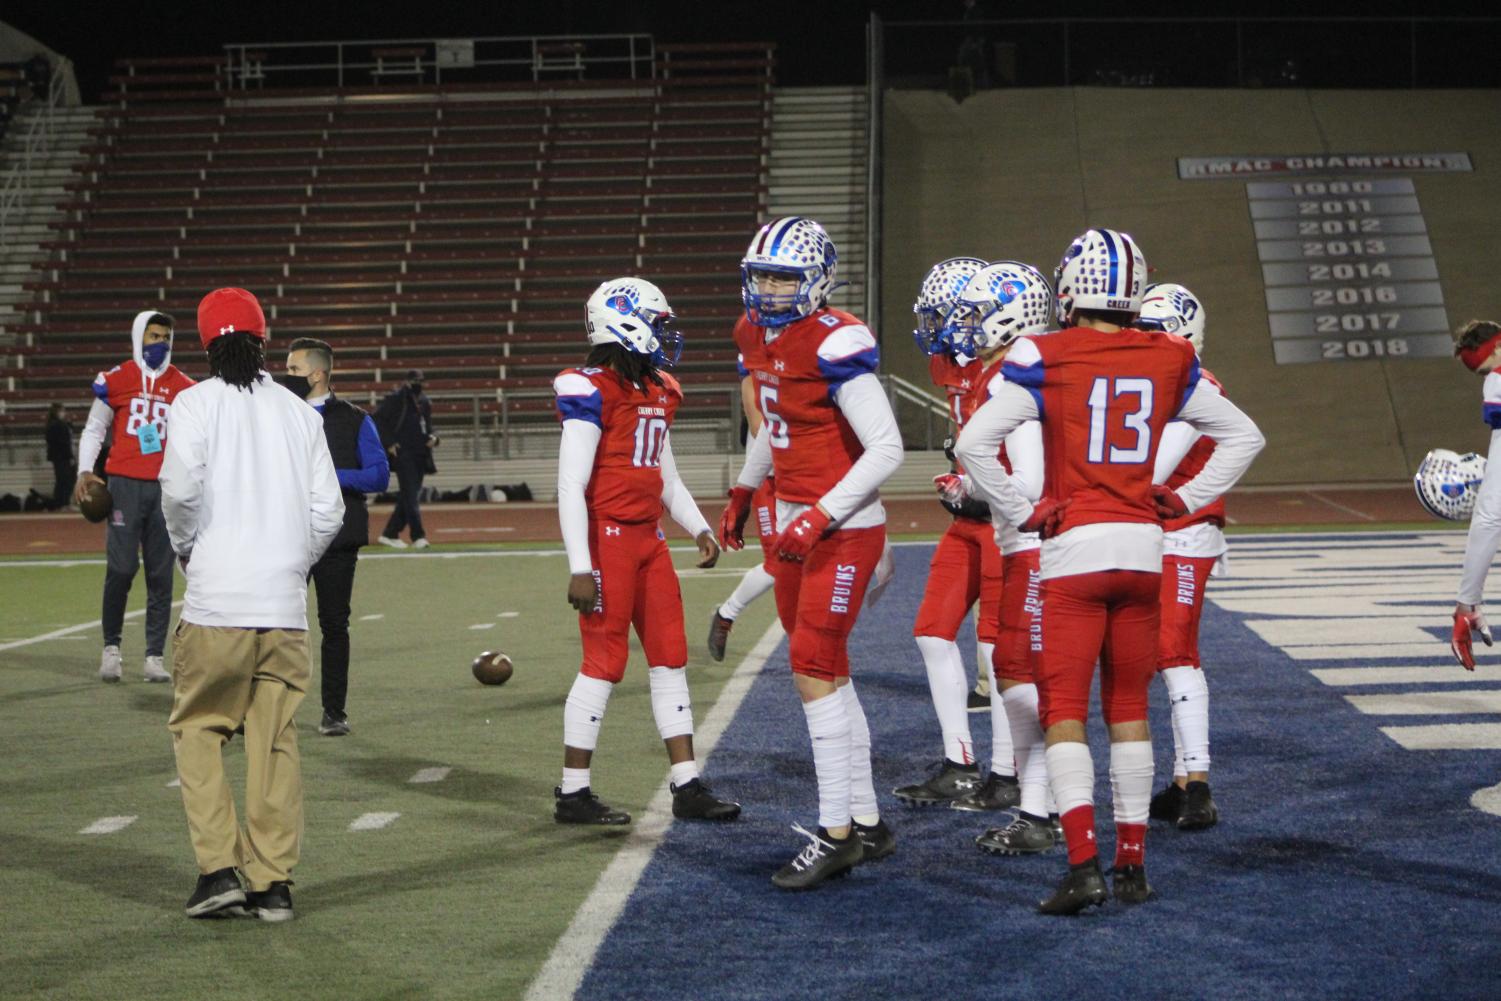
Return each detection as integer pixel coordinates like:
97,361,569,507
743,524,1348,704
912,257,987,356
585,277,683,367
1414,448,1487,521
943,261,1052,357
741,217,838,328
1138,282,1206,355
1054,227,1147,326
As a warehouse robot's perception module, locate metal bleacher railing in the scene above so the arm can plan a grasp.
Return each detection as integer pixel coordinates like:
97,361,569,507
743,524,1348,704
0,58,71,249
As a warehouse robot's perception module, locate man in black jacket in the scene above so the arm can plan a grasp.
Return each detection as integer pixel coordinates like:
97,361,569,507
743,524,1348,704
374,369,438,549
45,403,73,510
284,338,390,736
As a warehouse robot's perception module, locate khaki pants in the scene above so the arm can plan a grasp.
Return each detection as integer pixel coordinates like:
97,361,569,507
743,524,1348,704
168,622,309,891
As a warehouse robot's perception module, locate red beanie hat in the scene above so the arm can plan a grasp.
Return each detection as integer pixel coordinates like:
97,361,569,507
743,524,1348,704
197,287,267,350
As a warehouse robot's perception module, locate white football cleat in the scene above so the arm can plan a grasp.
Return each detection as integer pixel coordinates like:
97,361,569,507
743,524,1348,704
143,655,170,683
377,536,407,549
99,645,123,683
412,538,431,550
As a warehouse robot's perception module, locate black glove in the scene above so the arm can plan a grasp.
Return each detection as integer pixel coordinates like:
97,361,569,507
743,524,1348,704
941,495,991,520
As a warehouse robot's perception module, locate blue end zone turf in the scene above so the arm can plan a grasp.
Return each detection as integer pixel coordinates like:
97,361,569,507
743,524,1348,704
580,539,1501,1000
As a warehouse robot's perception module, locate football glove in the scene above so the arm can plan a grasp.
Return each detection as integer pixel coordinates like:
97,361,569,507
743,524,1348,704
1150,484,1190,520
775,507,832,562
1020,498,1070,540
1451,604,1492,671
933,473,967,506
718,485,754,551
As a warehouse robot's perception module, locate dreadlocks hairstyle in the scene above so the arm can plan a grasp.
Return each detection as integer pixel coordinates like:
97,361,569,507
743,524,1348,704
585,342,665,390
208,331,265,391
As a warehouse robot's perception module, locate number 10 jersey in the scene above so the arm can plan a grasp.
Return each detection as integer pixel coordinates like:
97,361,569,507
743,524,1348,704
553,366,682,524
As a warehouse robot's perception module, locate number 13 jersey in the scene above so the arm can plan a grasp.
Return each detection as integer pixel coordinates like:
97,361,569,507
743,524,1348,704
553,366,682,524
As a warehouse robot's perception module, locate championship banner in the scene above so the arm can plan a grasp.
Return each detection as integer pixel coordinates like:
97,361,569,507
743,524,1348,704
1178,153,1472,180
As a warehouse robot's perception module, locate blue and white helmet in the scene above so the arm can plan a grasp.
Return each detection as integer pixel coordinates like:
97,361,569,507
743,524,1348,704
912,257,987,356
1054,227,1147,326
741,216,838,328
1414,448,1487,521
1138,283,1206,355
944,261,1053,356
585,277,683,367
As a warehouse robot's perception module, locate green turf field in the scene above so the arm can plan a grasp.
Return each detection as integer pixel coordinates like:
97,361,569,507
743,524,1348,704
0,545,779,1001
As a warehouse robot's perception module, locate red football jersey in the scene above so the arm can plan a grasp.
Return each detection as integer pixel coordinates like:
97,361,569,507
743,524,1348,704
1164,367,1226,532
742,308,880,505
962,355,1015,476
554,366,682,524
734,315,768,388
929,353,978,428
91,360,196,480
1003,326,1199,534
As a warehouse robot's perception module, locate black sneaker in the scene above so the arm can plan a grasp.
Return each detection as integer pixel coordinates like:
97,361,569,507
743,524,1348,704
893,759,982,806
951,772,1020,812
967,688,989,712
1112,864,1154,905
318,711,350,737
244,881,294,922
707,610,734,663
1177,781,1219,831
671,778,741,821
554,786,631,825
184,867,245,919
852,818,896,862
977,812,1057,855
1038,857,1109,916
1149,782,1186,822
771,825,864,890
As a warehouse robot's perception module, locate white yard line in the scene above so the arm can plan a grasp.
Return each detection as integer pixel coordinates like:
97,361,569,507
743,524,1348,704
468,623,495,630
0,600,184,654
522,618,785,1001
409,767,452,784
359,613,385,621
349,812,401,832
80,815,137,835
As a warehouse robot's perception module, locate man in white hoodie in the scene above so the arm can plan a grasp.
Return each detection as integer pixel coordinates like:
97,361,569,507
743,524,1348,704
159,287,344,922
76,311,196,683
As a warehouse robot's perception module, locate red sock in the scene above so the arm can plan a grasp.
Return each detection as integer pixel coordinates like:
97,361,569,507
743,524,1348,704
1059,805,1098,865
1115,821,1147,867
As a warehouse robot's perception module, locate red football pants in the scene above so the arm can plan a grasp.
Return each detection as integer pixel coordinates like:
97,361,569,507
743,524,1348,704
912,517,1002,643
1036,570,1161,729
578,520,687,682
772,525,887,682
992,549,1042,684
1158,555,1218,670
753,478,778,569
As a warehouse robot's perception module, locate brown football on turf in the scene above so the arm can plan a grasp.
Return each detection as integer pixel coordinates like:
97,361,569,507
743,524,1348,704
79,480,113,524
472,651,514,686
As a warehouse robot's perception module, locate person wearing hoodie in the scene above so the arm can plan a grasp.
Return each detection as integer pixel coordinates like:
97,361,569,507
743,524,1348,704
76,310,196,683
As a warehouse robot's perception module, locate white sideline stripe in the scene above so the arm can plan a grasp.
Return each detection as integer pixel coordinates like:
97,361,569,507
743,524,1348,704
0,600,184,654
1346,690,1501,716
1305,491,1377,522
409,767,451,784
349,812,401,831
498,611,520,618
1312,665,1501,686
1472,781,1501,818
468,622,495,630
359,613,384,621
1380,723,1501,750
166,777,181,788
522,618,786,1001
1280,643,1445,661
80,815,137,835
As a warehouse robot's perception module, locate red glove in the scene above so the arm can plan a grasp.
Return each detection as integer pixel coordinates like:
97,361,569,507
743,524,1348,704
774,507,832,562
718,486,754,551
933,473,966,506
1452,605,1493,671
1019,498,1070,540
1151,484,1190,520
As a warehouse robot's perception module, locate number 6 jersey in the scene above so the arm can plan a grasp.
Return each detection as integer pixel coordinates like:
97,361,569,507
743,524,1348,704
554,366,682,524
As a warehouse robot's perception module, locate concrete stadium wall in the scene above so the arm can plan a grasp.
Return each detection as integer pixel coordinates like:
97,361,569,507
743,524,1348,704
879,87,1501,485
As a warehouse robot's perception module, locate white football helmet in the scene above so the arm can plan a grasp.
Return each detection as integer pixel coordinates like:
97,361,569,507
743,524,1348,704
585,278,682,367
1415,449,1487,521
943,261,1053,356
1138,283,1206,355
912,257,987,356
741,216,838,328
1054,227,1147,325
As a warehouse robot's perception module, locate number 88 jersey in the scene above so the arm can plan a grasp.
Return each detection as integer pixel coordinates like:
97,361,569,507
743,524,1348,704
93,360,195,480
554,366,682,524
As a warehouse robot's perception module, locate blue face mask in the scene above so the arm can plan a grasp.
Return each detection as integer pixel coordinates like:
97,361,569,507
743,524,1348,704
142,341,170,370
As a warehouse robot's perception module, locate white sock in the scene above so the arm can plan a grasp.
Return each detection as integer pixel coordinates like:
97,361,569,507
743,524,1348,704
560,766,591,795
648,666,694,740
563,674,613,751
1002,683,1047,817
1162,665,1210,778
975,641,994,696
719,563,775,621
670,759,700,788
1045,740,1095,817
1109,740,1154,825
802,691,852,830
986,661,1015,777
915,635,974,764
840,682,879,826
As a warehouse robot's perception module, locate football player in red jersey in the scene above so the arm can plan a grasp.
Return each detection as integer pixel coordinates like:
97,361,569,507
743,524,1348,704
1445,320,1501,670
720,217,904,889
76,310,195,683
552,278,741,827
957,229,1264,913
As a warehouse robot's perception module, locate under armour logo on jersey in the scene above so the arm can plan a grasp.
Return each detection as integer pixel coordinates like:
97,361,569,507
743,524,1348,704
657,395,668,403
773,360,786,371
605,526,621,536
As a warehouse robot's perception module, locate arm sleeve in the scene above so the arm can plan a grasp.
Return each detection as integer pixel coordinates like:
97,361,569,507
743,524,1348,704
1005,419,1045,503
1458,427,1501,605
557,419,601,575
306,429,346,565
734,425,774,490
77,398,113,476
337,415,391,493
1153,421,1202,485
822,372,905,523
1171,380,1267,513
954,382,1038,527
659,436,712,539
157,396,205,559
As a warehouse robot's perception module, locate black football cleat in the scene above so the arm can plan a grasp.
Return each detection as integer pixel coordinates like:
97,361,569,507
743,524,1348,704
554,786,631,826
1038,857,1110,916
244,881,294,922
1050,814,1063,842
184,867,246,919
318,711,350,737
707,610,734,662
967,688,989,712
893,759,982,806
852,818,896,862
1112,864,1154,905
772,824,864,890
1149,782,1186,823
1177,781,1219,831
671,778,741,821
977,813,1057,855
951,771,1020,812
